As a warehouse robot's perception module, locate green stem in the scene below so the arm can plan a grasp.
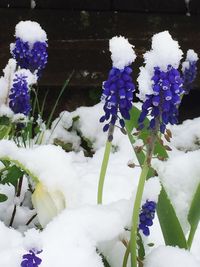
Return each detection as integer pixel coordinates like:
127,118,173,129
130,158,150,267
97,140,112,204
129,129,157,267
187,225,196,250
122,241,130,267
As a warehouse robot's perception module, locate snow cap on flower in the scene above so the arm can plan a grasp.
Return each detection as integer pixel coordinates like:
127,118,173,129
138,31,183,101
109,36,136,70
11,21,48,77
185,49,198,62
15,20,47,46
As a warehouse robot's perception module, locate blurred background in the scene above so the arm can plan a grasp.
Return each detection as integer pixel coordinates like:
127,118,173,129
0,0,200,122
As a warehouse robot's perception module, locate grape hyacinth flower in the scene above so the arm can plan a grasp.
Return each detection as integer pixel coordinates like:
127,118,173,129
100,36,136,136
137,31,184,134
182,49,199,94
11,21,48,78
139,200,156,236
9,70,36,116
138,65,184,133
21,249,42,267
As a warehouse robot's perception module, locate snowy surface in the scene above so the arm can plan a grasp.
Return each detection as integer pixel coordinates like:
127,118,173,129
109,36,136,70
15,21,47,45
137,31,183,101
0,103,200,266
144,246,200,267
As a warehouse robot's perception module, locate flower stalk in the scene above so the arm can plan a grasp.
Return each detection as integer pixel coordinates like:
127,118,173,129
97,125,114,204
130,129,157,267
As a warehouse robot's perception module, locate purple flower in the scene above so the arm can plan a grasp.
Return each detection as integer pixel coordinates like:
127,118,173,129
21,249,42,267
11,38,48,78
138,65,184,134
100,66,135,132
9,73,31,115
139,200,156,236
182,61,198,94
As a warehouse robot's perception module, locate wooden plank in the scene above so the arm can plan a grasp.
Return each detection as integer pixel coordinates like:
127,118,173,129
113,0,200,14
114,0,187,13
0,9,200,89
0,0,111,10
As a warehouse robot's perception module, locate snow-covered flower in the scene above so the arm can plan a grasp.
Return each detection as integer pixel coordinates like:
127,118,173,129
137,31,184,133
182,49,198,94
100,36,136,133
32,182,66,227
139,200,156,236
21,249,42,267
11,21,48,78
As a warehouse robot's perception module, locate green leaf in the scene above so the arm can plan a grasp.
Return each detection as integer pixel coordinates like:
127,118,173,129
0,125,11,139
2,165,23,187
187,183,200,248
125,106,187,248
137,232,145,260
157,187,187,249
0,193,8,202
0,116,10,126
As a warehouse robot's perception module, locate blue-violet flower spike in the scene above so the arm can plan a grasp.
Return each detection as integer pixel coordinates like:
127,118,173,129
139,200,156,236
138,65,184,134
100,36,136,134
9,73,31,116
21,249,42,267
12,38,48,78
100,66,135,132
182,49,198,94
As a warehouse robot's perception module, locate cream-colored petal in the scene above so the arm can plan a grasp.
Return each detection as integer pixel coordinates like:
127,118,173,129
32,183,65,227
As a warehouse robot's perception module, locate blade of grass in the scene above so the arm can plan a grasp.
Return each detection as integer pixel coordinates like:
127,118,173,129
46,70,74,129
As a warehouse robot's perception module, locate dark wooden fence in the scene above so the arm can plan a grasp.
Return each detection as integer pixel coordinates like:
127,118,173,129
0,1,200,120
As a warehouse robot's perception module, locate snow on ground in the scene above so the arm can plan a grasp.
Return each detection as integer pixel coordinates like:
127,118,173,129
0,103,200,266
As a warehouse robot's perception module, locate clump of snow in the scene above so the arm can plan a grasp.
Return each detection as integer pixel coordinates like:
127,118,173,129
30,0,36,9
142,177,161,204
153,149,200,232
40,203,128,267
0,140,80,208
182,49,199,72
109,36,136,70
15,21,47,45
48,111,81,151
144,246,200,267
170,117,200,152
137,31,183,101
186,49,199,62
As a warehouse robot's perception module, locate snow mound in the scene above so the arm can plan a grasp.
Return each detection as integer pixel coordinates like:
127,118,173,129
109,36,136,70
15,21,47,45
144,246,200,267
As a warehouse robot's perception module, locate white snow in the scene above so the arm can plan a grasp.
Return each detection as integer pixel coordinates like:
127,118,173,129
0,103,200,265
137,31,183,101
109,36,136,70
153,149,200,232
144,246,200,267
182,49,199,72
0,59,16,106
15,21,47,45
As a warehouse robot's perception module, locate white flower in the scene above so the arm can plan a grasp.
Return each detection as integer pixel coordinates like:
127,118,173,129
32,182,66,227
